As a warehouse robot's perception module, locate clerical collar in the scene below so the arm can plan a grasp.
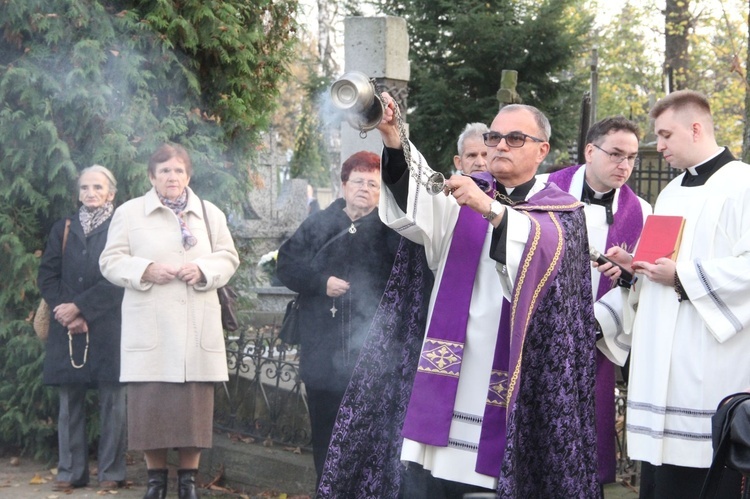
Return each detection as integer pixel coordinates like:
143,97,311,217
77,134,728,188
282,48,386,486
682,147,735,187
581,181,615,224
582,182,614,203
496,177,536,205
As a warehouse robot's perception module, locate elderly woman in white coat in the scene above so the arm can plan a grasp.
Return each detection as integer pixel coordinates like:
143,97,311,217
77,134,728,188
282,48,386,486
100,143,239,499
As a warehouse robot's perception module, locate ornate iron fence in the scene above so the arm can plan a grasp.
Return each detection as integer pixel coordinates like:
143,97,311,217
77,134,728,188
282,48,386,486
215,328,311,450
631,145,680,206
616,382,639,487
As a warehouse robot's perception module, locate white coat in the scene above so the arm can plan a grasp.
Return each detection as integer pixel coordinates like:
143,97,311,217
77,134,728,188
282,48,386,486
100,187,239,383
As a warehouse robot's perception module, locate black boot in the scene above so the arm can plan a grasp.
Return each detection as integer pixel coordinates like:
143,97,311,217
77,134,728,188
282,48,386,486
143,468,168,499
177,468,200,499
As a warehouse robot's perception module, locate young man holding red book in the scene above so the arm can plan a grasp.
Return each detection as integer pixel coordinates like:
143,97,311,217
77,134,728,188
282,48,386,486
604,90,750,498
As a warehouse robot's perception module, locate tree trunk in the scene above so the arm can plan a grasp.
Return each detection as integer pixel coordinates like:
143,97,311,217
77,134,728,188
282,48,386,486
743,0,750,162
317,0,336,77
664,0,691,92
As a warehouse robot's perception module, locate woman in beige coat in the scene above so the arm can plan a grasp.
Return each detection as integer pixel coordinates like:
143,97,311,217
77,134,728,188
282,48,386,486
100,143,239,499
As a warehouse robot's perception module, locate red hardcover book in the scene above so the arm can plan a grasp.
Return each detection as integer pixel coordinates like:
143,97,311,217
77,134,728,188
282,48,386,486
632,215,686,266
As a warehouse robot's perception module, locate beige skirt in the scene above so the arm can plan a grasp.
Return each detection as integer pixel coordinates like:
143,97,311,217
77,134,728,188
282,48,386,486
127,382,214,451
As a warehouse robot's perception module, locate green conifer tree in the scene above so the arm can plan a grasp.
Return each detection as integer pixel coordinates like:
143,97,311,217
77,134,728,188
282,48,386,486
367,0,593,172
289,73,331,187
0,0,298,457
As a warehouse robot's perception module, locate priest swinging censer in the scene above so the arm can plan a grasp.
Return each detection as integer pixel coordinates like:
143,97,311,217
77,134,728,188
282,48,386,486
329,71,448,195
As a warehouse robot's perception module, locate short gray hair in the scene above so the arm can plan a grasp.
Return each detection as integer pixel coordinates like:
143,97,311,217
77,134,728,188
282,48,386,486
79,164,117,193
457,122,490,156
499,104,551,141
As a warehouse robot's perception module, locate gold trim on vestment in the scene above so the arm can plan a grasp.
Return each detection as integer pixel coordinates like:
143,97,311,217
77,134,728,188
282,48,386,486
486,369,509,407
506,211,564,406
416,338,463,378
514,200,583,212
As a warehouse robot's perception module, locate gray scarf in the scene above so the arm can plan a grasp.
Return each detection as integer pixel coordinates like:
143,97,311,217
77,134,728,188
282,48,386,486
78,202,114,236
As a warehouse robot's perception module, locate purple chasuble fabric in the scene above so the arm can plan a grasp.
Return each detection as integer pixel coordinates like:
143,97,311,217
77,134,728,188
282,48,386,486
496,185,599,497
476,185,581,475
402,205,489,445
504,203,567,413
317,183,598,498
316,238,433,498
549,165,644,484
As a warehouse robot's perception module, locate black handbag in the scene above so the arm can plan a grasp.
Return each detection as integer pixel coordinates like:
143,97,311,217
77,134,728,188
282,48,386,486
699,392,750,499
278,296,300,345
201,200,239,331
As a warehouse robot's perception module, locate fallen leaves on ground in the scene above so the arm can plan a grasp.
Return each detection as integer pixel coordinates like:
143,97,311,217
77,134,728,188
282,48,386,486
29,473,46,484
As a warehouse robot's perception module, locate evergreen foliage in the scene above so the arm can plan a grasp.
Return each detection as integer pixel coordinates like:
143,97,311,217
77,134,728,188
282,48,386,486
368,0,594,172
289,72,331,187
0,0,298,458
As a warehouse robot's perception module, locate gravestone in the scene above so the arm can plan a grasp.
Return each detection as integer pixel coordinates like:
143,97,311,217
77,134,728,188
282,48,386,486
337,16,410,163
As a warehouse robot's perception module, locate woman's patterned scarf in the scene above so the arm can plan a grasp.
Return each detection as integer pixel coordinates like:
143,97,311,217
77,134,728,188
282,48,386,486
79,202,114,236
158,189,197,249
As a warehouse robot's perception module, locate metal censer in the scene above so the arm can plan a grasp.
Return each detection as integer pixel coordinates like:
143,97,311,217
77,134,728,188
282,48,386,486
330,71,385,134
329,71,447,195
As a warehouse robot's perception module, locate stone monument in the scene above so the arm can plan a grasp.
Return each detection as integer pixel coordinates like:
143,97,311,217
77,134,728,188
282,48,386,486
338,16,410,162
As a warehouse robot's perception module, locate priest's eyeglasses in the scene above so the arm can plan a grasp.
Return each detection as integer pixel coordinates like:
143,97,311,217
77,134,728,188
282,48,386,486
483,131,545,148
593,144,641,168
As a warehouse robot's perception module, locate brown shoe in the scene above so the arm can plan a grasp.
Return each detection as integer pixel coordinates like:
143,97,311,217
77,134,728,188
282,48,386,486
99,480,123,490
52,481,74,491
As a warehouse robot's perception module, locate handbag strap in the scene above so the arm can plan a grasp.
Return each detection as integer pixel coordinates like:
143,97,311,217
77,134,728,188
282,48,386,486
699,392,750,499
313,223,360,262
285,220,361,304
62,219,71,252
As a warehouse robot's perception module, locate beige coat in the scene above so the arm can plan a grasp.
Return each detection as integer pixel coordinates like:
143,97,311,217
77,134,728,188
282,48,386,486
100,187,239,383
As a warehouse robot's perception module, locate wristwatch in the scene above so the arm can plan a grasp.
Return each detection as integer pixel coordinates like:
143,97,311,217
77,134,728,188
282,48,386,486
482,200,504,221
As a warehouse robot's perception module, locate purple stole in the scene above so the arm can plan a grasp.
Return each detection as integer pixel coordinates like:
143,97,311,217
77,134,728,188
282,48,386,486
476,185,581,475
401,204,489,444
549,165,644,483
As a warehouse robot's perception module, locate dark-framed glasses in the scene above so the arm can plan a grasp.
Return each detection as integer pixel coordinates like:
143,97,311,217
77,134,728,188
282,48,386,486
593,144,640,167
482,131,545,148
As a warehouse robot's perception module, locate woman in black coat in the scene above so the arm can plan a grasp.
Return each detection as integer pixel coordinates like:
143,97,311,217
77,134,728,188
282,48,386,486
276,151,401,487
37,165,126,492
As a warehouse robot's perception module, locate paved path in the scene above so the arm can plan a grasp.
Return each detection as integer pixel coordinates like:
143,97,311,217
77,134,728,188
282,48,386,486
0,454,245,498
0,452,638,498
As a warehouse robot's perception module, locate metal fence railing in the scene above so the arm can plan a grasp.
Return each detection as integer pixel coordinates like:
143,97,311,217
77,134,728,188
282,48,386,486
631,145,680,207
215,333,642,489
215,330,311,450
616,383,640,488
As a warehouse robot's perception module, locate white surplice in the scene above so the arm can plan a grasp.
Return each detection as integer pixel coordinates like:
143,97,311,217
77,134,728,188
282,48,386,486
379,143,541,488
539,166,652,365
625,161,750,467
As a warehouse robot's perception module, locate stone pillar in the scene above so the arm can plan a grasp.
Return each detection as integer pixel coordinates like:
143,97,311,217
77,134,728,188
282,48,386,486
497,69,522,107
338,16,410,165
